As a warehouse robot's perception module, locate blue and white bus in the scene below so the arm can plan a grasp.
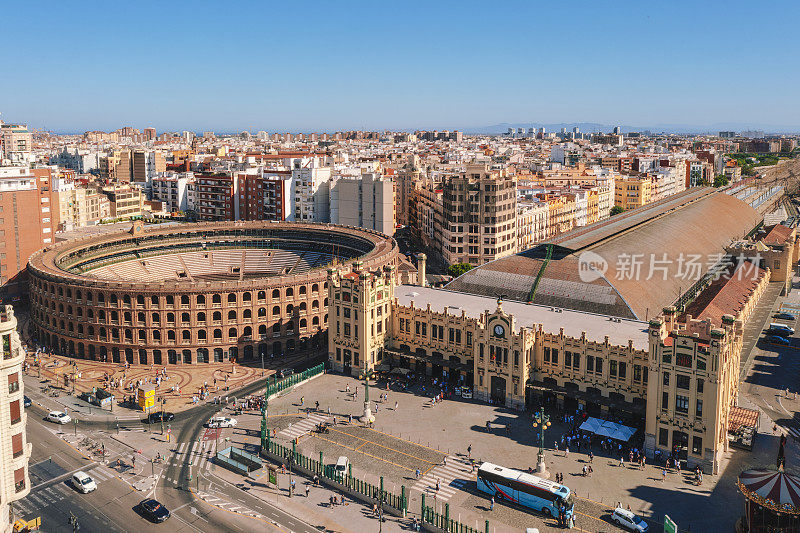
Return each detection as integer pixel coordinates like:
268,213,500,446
477,462,574,519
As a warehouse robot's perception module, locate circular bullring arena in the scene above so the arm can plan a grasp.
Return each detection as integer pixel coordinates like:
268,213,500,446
27,221,397,366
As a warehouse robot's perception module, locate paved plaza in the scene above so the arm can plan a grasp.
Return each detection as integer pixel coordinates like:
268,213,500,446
222,372,796,532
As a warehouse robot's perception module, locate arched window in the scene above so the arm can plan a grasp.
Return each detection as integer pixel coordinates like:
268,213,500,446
98,310,105,321
228,310,236,321
137,312,145,323
138,329,146,340
167,330,176,341
258,324,267,335
228,293,236,303
166,295,174,306
212,294,221,304
123,295,131,306
286,304,294,315
213,311,221,321
228,328,237,339
312,316,319,326
123,311,131,323
300,319,307,329
125,329,133,341
87,325,94,336
299,302,307,312
58,304,64,313
152,312,160,323
197,294,206,305
286,287,294,298
197,312,206,323
312,283,319,293
182,312,190,323
299,286,307,295
286,320,294,331
272,289,280,299
167,312,175,323
243,326,252,337
272,306,280,316
76,290,82,300
312,300,319,310
86,292,94,302
153,330,161,341
243,292,252,302
151,295,159,306
257,290,266,300
198,330,207,340
272,323,280,333
110,310,118,322
243,309,251,319
182,330,191,340
99,327,107,339
181,295,190,306
258,307,266,317
137,295,145,306
213,329,222,339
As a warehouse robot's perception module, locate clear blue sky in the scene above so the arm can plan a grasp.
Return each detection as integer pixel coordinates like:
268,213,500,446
2,1,799,132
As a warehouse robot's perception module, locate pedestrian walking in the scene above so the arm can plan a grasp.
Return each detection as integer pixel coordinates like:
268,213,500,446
394,401,398,410
662,468,667,482
305,485,310,497
589,451,594,463
467,444,472,459
619,455,625,468
490,496,494,511
565,446,569,458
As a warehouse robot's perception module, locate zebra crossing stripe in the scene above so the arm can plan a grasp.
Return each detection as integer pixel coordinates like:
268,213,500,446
178,442,187,454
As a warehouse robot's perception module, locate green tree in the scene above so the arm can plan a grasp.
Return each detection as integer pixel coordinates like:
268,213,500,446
448,263,473,277
610,205,624,216
713,174,729,187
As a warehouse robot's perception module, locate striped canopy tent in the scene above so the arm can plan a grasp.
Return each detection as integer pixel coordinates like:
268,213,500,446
738,469,800,532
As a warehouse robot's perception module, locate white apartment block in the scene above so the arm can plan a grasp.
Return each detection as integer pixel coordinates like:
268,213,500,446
516,199,549,251
289,157,331,222
151,173,197,213
329,172,395,235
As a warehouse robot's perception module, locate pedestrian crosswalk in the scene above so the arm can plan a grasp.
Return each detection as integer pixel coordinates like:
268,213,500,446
411,455,473,501
181,440,218,471
196,490,264,519
14,466,117,516
278,413,329,440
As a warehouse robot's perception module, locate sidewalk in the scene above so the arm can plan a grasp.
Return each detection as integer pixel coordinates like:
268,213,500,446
202,463,410,533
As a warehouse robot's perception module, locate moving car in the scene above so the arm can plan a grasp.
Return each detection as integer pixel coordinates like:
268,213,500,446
23,396,31,408
137,498,170,523
611,507,649,532
206,416,237,428
147,412,175,423
765,335,791,346
71,471,97,493
768,323,795,336
47,411,71,424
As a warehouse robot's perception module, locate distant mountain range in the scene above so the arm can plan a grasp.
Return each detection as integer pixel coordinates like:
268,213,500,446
463,122,800,135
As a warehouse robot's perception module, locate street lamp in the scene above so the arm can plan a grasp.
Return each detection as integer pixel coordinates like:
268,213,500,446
531,407,551,478
160,397,166,435
359,367,376,424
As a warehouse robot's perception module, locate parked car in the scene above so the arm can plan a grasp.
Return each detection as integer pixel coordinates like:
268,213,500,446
147,412,175,423
71,471,97,493
461,387,473,399
768,323,795,336
774,312,796,320
765,335,792,346
206,416,237,428
137,498,170,523
23,396,31,408
611,507,649,532
47,411,71,424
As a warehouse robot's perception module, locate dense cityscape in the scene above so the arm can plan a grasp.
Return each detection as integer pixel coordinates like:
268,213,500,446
2,3,800,533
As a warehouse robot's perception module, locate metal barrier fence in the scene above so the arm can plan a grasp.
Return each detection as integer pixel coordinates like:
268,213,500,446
264,436,408,513
421,497,485,533
264,363,325,399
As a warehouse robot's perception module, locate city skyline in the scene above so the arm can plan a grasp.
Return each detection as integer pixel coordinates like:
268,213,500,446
2,1,799,132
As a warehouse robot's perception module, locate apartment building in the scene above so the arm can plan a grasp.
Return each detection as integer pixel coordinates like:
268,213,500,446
440,164,517,266
49,147,101,175
614,176,651,210
0,306,31,531
516,199,549,251
329,173,395,235
0,124,32,166
132,150,166,184
102,184,144,219
196,173,235,221
0,167,58,297
236,170,292,221
151,173,196,213
540,193,576,237
57,188,111,231
289,157,331,222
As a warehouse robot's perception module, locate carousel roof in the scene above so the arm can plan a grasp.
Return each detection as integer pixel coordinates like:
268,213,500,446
739,469,800,514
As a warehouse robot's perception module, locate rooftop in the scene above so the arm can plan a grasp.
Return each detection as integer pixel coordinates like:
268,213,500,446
394,285,649,350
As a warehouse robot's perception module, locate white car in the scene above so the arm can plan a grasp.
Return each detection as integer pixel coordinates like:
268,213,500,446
612,508,649,532
207,416,237,428
72,471,97,493
47,411,71,425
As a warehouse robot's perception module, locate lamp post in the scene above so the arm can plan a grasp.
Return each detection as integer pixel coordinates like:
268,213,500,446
532,407,551,478
160,397,166,435
359,367,375,424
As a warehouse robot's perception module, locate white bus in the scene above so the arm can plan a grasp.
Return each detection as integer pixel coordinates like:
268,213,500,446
477,462,574,519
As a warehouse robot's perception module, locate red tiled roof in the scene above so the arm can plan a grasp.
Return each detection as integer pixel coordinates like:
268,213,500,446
729,406,759,432
762,224,794,246
679,260,767,326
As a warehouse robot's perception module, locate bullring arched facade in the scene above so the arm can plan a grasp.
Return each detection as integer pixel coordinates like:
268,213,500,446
27,221,397,365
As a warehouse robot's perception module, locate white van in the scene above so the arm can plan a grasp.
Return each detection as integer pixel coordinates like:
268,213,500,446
611,507,648,532
335,456,349,474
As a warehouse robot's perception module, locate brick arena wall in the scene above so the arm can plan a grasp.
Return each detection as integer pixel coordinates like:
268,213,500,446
27,221,397,366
